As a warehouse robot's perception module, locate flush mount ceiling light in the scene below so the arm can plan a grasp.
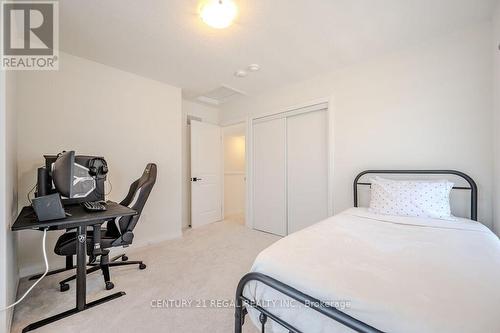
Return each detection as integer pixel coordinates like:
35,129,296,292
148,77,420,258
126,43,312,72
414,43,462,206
247,64,260,72
199,0,238,29
234,64,260,78
234,69,248,78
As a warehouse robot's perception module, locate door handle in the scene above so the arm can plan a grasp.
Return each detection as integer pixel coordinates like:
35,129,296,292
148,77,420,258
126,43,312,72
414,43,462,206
191,177,202,182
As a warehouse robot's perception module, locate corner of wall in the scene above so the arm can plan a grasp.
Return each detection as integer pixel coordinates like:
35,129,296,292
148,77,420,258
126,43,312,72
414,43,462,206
1,70,20,333
493,3,500,236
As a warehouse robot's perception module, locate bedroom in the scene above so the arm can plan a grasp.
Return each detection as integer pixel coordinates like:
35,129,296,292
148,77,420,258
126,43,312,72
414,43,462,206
0,1,499,332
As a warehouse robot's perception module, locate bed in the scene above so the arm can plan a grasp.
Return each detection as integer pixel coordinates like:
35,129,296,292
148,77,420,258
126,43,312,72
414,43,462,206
235,170,500,333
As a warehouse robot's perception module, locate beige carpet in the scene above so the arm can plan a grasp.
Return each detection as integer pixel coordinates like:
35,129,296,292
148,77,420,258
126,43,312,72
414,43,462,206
11,216,279,333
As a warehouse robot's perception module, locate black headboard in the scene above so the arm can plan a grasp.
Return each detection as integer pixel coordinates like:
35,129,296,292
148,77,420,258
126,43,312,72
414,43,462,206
353,170,478,221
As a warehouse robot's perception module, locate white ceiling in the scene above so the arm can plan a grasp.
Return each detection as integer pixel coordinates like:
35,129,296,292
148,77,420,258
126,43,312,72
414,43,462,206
59,0,497,101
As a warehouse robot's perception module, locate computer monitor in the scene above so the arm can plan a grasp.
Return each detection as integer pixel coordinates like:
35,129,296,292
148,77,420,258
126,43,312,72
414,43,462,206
51,150,75,198
48,151,102,201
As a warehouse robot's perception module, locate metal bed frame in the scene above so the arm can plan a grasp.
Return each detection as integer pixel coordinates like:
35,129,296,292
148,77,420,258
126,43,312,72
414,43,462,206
235,170,478,333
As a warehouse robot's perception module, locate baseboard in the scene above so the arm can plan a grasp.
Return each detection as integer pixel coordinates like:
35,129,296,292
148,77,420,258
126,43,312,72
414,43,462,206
19,264,48,278
0,275,19,332
7,277,19,330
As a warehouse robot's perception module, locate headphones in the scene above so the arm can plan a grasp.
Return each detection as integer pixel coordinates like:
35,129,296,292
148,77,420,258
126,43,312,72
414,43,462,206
88,157,108,178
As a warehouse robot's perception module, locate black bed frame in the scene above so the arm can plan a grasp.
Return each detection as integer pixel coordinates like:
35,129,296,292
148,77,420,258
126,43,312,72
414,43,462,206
235,170,478,333
353,170,477,221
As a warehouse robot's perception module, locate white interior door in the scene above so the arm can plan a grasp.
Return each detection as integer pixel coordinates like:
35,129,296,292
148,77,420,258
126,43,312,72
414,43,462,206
253,118,287,236
190,120,222,228
287,110,328,233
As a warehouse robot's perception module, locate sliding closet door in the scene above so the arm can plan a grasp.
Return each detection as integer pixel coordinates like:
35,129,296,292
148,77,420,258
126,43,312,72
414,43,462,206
287,110,328,234
253,118,287,236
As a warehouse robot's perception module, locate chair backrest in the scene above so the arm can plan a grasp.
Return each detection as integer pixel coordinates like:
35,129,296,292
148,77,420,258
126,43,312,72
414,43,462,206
117,163,157,235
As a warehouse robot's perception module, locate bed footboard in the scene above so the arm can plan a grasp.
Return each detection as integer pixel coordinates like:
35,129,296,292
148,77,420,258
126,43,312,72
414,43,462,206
235,272,384,333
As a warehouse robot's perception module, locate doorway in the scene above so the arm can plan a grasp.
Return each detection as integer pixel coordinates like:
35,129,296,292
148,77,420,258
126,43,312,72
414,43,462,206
222,123,246,224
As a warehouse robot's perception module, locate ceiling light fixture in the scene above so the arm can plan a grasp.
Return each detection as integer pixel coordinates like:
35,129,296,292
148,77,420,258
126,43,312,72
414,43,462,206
199,0,238,29
234,69,247,78
247,64,260,72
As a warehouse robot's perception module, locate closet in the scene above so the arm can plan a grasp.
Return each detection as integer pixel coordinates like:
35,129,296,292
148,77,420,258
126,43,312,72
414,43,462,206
252,103,329,236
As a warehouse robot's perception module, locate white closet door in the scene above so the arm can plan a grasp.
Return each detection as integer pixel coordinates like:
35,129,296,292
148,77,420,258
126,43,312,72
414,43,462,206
287,110,328,233
253,118,287,236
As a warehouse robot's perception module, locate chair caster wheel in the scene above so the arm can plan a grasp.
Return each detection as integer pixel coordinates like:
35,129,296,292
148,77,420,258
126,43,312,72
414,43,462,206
121,255,128,261
139,263,146,270
105,281,114,290
60,283,70,292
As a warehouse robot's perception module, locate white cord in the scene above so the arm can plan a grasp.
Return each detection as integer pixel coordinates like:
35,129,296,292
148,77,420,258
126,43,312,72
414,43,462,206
0,228,49,311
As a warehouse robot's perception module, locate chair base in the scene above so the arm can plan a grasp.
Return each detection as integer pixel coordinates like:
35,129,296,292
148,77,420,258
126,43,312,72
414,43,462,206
58,253,146,292
107,261,146,269
111,253,128,262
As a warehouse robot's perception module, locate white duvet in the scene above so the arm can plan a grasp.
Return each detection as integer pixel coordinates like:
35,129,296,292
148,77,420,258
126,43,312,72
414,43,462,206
244,208,500,333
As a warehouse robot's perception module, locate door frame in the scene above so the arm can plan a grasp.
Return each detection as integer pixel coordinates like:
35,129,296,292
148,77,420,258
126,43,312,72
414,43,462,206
245,97,335,230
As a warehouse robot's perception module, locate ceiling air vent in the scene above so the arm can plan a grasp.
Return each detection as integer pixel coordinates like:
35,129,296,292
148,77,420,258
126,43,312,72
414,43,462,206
196,85,245,105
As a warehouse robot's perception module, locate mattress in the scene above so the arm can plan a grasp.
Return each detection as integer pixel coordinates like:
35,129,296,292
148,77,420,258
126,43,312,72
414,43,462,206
243,208,500,333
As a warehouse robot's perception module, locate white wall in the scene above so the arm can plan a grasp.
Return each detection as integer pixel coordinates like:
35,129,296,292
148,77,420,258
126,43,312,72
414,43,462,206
221,22,495,229
15,52,183,276
181,100,219,228
493,3,500,235
0,71,19,332
223,123,245,217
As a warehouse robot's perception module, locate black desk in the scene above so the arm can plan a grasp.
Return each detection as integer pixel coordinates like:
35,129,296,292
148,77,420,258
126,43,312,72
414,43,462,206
12,201,137,333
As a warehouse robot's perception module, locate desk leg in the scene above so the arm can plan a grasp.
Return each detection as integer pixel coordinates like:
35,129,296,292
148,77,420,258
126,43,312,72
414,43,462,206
76,225,86,310
21,226,126,333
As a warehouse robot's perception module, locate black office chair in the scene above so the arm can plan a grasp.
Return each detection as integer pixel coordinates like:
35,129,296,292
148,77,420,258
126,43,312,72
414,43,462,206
54,163,157,291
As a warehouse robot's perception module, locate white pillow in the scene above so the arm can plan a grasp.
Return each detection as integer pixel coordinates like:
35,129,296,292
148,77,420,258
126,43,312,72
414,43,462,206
368,176,455,220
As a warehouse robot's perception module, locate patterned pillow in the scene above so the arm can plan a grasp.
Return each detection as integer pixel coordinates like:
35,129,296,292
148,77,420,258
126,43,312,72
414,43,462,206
368,176,455,220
